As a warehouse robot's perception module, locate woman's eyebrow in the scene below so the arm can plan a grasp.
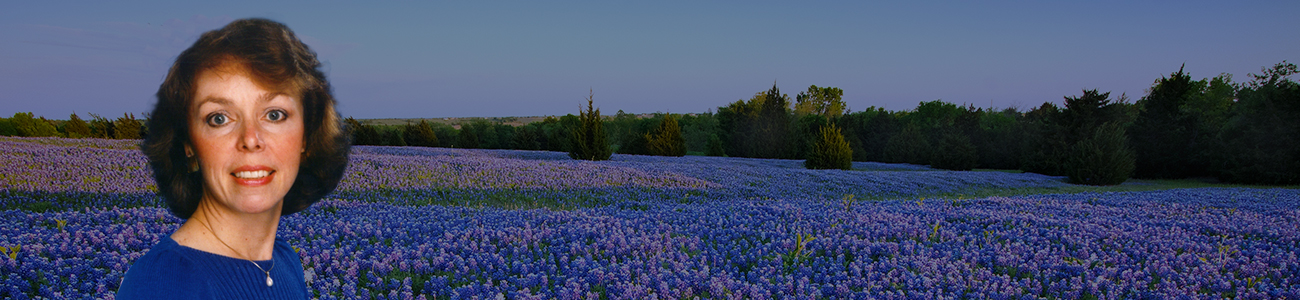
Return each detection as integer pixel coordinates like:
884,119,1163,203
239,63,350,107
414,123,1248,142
196,96,233,107
259,92,285,103
196,93,284,107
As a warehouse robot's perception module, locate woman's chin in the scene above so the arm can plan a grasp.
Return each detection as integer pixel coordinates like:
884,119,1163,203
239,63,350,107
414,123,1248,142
225,195,283,215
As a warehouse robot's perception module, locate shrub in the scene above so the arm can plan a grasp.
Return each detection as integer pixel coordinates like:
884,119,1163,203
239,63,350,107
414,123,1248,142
930,131,977,171
1065,122,1135,185
805,124,852,170
403,120,439,147
646,114,686,157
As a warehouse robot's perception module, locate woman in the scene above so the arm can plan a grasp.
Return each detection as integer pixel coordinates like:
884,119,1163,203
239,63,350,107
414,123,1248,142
117,18,350,299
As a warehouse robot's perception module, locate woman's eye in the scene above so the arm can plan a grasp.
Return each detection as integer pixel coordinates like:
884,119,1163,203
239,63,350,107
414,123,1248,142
207,114,228,126
267,110,286,121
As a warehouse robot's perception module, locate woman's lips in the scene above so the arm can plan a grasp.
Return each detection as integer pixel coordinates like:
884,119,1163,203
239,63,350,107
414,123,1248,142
231,166,275,187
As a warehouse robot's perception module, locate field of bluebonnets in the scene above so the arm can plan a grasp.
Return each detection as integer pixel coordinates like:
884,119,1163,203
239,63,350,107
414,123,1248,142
2,136,1299,299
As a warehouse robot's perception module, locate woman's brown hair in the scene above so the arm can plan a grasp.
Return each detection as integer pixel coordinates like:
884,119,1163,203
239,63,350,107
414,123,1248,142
143,18,350,219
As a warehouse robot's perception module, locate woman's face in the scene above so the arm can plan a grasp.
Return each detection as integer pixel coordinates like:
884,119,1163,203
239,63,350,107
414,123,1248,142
187,63,304,215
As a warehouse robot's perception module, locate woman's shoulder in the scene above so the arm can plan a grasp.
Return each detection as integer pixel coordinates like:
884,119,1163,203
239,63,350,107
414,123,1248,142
272,236,305,275
116,236,212,299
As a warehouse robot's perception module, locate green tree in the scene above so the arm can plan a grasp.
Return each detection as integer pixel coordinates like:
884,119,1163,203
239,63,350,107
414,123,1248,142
1057,89,1136,182
1060,90,1132,141
646,114,686,156
791,114,828,159
905,100,964,131
476,121,500,149
113,113,143,139
678,112,719,153
715,85,795,159
1024,90,1134,176
805,124,852,170
1216,61,1300,184
458,120,498,149
0,117,15,136
930,129,978,171
838,108,900,162
975,108,1023,170
1020,103,1067,175
490,123,516,149
883,124,931,165
570,90,611,161
345,117,380,145
88,113,115,139
540,115,578,152
794,85,846,119
11,112,59,137
1066,122,1135,185
608,110,643,154
380,126,406,146
430,122,457,148
716,93,763,157
705,134,725,156
614,114,653,155
512,125,541,150
62,113,92,138
754,84,793,159
403,120,439,147
455,126,479,149
1130,66,1202,178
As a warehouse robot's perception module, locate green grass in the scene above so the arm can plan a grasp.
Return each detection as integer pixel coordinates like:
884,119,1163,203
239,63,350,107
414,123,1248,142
972,168,1024,173
922,177,1299,200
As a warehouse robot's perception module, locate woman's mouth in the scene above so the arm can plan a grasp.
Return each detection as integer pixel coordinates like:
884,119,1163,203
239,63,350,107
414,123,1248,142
231,167,276,186
234,170,272,179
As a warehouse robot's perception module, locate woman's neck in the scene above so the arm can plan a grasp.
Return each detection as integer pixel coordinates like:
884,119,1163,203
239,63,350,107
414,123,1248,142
172,198,282,261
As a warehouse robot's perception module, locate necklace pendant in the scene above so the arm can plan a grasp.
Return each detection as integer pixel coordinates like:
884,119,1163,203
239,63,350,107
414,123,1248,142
267,275,274,287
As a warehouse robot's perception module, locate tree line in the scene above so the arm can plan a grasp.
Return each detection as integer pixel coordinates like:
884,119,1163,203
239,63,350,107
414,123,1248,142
0,112,145,140
6,61,1295,185
359,61,1290,186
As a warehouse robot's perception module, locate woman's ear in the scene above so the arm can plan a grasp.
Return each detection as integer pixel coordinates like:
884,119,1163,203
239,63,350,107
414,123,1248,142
184,144,200,172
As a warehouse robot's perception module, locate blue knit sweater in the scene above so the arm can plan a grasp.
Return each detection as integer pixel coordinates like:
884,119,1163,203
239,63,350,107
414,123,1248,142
116,236,308,299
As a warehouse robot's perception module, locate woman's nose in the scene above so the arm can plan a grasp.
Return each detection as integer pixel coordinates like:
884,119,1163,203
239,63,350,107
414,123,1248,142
238,120,263,151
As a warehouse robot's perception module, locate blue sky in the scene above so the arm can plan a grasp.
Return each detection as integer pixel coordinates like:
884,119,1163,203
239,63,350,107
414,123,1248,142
2,1,1296,119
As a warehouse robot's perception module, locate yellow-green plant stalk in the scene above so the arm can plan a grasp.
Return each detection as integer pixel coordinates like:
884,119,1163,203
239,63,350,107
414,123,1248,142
930,222,942,243
2,245,19,260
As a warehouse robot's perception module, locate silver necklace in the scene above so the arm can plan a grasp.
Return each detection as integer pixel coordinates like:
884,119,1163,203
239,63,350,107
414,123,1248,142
198,218,275,287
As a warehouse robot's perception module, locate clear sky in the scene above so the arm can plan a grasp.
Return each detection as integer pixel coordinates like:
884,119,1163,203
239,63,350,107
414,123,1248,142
2,1,1296,119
